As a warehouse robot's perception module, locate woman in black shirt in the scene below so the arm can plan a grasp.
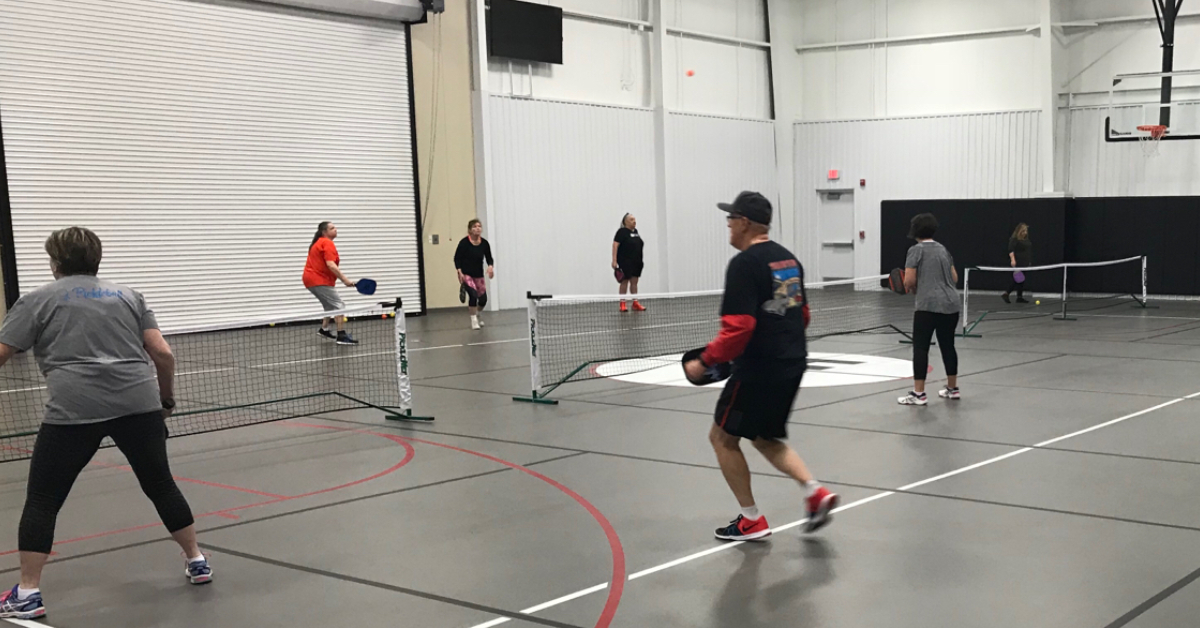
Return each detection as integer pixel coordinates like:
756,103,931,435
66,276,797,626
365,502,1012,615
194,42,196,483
1003,223,1032,304
454,219,494,330
612,213,646,312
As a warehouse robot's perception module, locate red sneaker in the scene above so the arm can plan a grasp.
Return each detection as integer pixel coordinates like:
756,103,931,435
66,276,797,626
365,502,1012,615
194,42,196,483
619,301,628,313
805,487,839,533
715,515,771,541
631,301,646,312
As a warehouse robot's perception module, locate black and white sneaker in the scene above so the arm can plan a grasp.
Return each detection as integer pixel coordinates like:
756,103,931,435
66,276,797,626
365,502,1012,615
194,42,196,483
337,332,359,346
898,391,928,406
938,388,961,400
318,328,336,341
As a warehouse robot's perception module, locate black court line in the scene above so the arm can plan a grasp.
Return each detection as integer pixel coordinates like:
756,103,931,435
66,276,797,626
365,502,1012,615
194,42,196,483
319,416,1200,534
1133,321,1200,342
416,352,1068,412
199,543,586,628
1102,564,1200,628
917,342,1200,365
968,381,1187,401
0,452,587,575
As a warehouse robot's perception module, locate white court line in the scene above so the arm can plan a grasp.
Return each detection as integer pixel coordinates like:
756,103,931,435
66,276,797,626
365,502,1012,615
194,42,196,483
4,618,52,628
0,385,46,395
177,367,239,376
1075,313,1200,322
253,351,393,367
467,339,526,346
0,343,487,392
466,389,1200,628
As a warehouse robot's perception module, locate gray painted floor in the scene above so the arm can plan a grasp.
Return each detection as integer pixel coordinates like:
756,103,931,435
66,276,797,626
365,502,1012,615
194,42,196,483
3,300,1200,627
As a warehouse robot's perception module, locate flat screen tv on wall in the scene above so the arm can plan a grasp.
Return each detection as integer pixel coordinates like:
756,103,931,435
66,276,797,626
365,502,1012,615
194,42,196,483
487,0,564,65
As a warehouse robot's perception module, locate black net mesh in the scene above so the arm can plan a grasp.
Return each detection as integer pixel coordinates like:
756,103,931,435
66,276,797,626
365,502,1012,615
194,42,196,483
963,257,1146,327
0,304,403,463
530,276,913,394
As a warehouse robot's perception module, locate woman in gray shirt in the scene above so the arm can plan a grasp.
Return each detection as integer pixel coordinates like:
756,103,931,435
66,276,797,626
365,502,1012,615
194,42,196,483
899,214,961,406
0,228,212,620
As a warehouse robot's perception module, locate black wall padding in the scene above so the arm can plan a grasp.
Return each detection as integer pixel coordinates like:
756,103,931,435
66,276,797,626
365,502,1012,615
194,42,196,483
881,199,1067,294
881,196,1200,297
1068,197,1200,295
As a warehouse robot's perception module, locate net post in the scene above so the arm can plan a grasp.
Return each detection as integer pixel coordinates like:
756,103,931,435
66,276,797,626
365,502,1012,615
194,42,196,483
1055,264,1075,321
385,299,434,422
1132,256,1157,309
513,293,559,405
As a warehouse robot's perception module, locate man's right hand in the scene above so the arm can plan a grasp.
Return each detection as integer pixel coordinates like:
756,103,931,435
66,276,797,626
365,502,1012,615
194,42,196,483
342,279,356,287
611,262,619,270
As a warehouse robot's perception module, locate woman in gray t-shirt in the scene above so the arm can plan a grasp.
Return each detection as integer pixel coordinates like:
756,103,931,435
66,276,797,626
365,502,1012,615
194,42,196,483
0,228,212,620
898,213,962,406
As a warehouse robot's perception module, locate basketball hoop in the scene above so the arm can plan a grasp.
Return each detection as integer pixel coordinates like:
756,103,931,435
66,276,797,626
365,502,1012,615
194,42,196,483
1137,124,1168,157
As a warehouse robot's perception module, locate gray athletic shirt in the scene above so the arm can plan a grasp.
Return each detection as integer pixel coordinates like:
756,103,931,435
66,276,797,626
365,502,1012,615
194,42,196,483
905,240,961,315
0,275,162,425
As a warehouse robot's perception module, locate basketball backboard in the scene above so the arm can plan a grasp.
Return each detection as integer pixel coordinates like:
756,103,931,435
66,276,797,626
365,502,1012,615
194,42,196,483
1104,69,1200,144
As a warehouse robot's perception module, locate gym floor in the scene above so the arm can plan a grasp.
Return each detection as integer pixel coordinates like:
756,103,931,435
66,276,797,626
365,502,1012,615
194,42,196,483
3,300,1200,628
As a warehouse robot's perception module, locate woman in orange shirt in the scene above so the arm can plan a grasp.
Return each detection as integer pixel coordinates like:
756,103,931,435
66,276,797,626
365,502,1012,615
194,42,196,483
303,221,358,345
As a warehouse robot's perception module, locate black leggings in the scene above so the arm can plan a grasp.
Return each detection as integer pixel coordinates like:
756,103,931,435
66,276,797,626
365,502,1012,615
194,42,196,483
20,411,194,554
911,311,960,381
464,283,488,308
1005,280,1025,298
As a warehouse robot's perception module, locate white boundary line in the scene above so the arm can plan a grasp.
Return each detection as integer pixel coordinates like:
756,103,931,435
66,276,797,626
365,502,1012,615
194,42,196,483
4,618,52,628
466,389,1200,628
467,339,526,346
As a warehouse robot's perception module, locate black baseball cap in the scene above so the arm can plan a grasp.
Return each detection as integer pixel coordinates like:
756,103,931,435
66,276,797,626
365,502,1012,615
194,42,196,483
718,191,772,226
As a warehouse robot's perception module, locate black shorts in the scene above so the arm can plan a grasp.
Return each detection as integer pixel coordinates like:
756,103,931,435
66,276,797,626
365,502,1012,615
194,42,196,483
713,374,804,440
619,262,643,278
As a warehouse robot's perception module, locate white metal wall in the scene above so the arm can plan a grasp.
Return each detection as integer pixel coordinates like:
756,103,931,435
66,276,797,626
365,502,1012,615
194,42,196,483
667,112,777,291
1067,105,1200,197
0,0,422,328
487,96,657,309
794,110,1043,278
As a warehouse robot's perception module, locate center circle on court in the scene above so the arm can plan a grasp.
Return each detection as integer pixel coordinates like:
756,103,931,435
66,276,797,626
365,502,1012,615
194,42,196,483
594,352,911,388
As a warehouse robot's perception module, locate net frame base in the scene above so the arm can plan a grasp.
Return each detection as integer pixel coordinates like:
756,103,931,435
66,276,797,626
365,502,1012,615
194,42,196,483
961,257,1150,337
515,276,915,404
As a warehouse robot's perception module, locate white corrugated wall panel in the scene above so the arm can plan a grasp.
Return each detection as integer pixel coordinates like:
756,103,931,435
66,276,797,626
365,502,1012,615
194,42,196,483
1067,105,1200,197
0,0,421,328
488,96,657,309
666,113,778,292
794,110,1042,281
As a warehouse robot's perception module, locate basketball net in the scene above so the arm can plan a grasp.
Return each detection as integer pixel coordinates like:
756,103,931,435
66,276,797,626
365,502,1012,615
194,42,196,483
1137,125,1168,157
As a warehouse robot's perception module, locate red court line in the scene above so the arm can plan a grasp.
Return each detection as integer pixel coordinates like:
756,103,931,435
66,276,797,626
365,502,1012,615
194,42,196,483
0,443,286,499
0,424,416,557
90,460,288,499
400,435,627,628
0,423,628,628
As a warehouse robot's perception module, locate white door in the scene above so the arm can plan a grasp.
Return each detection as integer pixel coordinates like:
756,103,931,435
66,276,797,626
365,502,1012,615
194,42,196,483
819,191,855,280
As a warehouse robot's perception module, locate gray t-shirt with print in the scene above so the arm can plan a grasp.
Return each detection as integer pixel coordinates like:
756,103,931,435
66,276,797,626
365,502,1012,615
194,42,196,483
905,240,961,315
0,275,162,425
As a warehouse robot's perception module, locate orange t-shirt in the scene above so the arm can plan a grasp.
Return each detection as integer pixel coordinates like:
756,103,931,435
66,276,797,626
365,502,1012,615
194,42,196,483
303,238,340,288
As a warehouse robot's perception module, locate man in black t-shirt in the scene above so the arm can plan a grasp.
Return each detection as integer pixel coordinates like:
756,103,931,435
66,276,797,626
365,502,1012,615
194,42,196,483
684,191,839,542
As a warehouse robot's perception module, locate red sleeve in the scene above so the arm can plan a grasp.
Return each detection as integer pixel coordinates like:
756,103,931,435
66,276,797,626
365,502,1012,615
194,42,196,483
701,314,757,365
320,240,338,263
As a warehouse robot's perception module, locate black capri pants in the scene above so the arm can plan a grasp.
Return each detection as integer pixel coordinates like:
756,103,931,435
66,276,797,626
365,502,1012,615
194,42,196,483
20,411,194,554
462,277,488,309
911,311,960,381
